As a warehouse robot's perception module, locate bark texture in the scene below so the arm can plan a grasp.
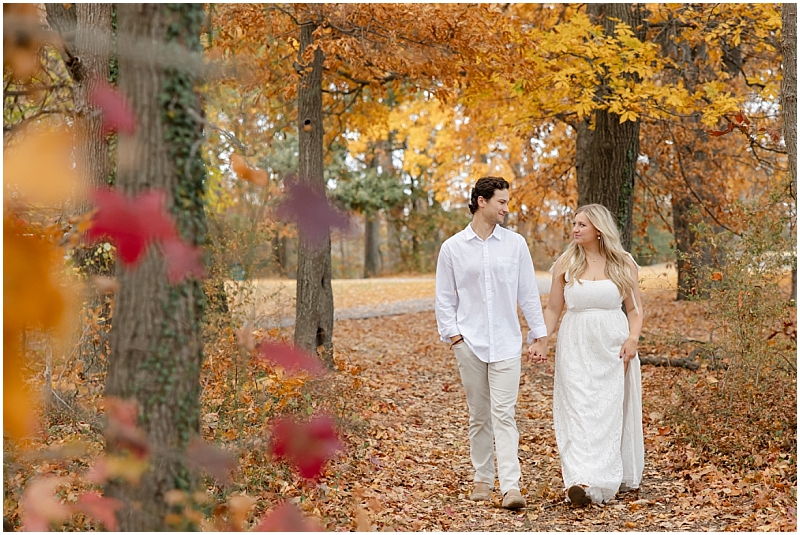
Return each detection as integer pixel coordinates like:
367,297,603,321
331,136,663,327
575,3,644,251
294,21,335,362
782,3,797,301
46,4,115,374
104,5,206,530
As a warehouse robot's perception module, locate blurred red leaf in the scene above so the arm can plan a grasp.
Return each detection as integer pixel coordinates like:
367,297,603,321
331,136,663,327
21,476,70,532
256,342,326,376
87,189,177,265
162,238,205,283
87,79,137,135
105,397,149,459
270,414,341,480
72,492,123,531
186,438,236,485
251,501,322,532
275,176,350,245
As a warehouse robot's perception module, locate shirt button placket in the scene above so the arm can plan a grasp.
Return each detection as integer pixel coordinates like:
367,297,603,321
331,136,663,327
484,240,493,363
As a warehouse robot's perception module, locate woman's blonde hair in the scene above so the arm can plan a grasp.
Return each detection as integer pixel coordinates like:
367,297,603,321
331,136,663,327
555,204,636,300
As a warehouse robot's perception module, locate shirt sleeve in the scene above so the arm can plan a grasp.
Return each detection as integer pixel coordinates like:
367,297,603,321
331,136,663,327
435,242,460,343
518,240,548,342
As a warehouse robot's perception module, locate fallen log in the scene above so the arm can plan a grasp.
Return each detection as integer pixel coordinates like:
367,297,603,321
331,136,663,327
639,356,700,370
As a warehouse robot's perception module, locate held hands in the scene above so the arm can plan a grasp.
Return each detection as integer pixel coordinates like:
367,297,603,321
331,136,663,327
527,338,548,363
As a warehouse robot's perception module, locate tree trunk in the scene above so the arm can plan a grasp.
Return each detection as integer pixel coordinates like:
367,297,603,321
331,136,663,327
294,21,334,363
46,4,115,375
105,5,207,530
782,3,797,301
672,194,702,300
75,4,115,375
671,145,726,301
575,3,643,251
364,213,380,278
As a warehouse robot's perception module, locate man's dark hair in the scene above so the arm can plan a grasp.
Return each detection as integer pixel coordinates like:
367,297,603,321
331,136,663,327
468,176,509,214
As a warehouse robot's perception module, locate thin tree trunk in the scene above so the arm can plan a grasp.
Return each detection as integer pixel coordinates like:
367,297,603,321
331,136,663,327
782,3,797,301
672,194,701,300
575,3,643,251
294,20,334,363
364,213,380,278
105,5,207,530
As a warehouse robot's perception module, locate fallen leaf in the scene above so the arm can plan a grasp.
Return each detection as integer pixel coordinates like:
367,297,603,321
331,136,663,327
355,506,371,532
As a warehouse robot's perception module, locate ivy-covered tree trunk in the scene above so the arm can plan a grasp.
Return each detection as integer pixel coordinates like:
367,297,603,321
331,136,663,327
782,3,797,301
294,20,334,362
104,5,207,530
575,3,644,251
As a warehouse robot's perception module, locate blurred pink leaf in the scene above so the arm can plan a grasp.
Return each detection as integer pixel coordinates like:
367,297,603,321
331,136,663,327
162,238,205,283
21,476,70,532
87,79,137,135
270,414,341,480
186,438,236,485
275,176,350,245
87,189,177,265
251,501,322,532
256,342,326,376
72,492,123,531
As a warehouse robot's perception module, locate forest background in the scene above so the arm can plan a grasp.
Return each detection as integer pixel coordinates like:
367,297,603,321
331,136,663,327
3,2,797,532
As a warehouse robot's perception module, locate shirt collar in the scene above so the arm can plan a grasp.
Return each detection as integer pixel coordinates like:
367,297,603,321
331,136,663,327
464,223,503,241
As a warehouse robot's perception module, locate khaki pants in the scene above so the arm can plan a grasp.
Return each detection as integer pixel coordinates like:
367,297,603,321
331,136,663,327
453,342,522,495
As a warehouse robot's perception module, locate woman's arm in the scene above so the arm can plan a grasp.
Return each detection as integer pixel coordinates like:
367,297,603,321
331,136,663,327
620,257,645,372
543,257,567,338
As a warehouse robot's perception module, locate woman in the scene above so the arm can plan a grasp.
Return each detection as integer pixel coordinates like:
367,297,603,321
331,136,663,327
542,204,645,506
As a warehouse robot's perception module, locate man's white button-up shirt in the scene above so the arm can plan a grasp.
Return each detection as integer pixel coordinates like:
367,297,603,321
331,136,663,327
435,223,547,363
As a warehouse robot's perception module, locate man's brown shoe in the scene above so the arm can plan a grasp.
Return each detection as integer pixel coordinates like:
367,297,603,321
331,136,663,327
567,485,592,507
502,489,526,509
469,482,492,501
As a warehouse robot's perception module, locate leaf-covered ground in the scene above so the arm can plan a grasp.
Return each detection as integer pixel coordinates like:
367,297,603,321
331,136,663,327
4,274,795,531
311,285,795,532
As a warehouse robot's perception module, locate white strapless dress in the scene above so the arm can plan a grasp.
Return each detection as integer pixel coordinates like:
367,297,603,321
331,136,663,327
552,277,644,503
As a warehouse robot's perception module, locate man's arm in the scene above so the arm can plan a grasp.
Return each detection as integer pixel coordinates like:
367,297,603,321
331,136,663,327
517,241,547,343
435,242,461,343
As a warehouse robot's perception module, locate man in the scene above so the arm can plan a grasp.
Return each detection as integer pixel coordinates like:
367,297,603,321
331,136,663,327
435,176,548,510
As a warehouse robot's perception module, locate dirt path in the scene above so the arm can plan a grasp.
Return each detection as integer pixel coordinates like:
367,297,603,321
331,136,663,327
327,294,778,531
